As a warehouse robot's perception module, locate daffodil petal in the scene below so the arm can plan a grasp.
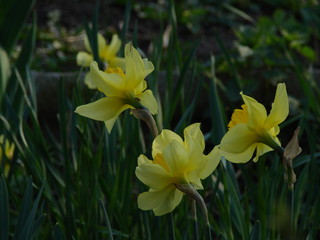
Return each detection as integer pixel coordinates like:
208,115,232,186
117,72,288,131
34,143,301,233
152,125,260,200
138,90,158,115
124,43,154,89
153,188,183,216
76,52,93,67
84,72,97,89
90,61,125,96
105,34,121,60
138,186,183,216
84,33,106,54
183,123,205,156
220,124,259,163
221,143,258,163
138,154,152,166
104,103,134,133
241,92,267,128
163,141,189,175
136,162,172,190
199,146,221,179
109,57,126,70
265,83,289,130
152,130,183,158
75,96,130,122
186,172,203,189
253,143,273,162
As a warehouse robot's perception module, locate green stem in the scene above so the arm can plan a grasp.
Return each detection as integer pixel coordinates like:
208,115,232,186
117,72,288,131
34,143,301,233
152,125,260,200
131,109,159,138
288,187,295,240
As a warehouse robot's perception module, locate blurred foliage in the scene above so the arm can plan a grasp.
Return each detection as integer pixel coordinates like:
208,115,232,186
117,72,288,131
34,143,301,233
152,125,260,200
0,0,320,239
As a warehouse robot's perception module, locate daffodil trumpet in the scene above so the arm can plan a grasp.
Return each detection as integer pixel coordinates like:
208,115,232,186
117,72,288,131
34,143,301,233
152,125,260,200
76,33,126,89
220,83,289,163
75,43,158,133
135,123,221,216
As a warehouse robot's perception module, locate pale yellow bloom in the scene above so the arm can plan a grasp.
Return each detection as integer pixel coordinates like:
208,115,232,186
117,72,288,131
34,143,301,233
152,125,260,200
136,123,221,216
77,33,125,89
75,43,158,133
219,83,288,163
0,135,15,176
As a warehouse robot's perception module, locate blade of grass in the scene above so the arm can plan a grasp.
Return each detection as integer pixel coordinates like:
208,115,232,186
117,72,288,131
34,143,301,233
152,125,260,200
0,174,9,240
53,224,67,240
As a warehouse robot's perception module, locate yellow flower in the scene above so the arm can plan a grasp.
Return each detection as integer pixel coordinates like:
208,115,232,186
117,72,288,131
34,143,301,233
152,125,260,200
76,33,125,89
75,43,158,133
219,83,288,163
0,135,15,176
136,123,221,216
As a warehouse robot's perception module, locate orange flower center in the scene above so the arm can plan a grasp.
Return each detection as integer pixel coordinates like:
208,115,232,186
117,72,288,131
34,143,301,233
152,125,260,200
228,104,248,129
105,67,125,78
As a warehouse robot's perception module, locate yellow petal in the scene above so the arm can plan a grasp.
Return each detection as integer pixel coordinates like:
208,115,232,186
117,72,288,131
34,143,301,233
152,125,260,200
84,33,106,55
124,43,154,89
138,154,152,166
137,90,158,114
4,140,14,160
183,123,205,155
103,103,134,133
185,171,203,189
109,57,126,70
264,83,288,130
163,141,189,176
75,96,130,123
220,124,259,163
138,186,183,216
136,162,172,190
152,129,183,159
90,61,125,96
84,72,97,89
253,143,273,162
76,52,93,67
104,34,121,60
241,93,267,128
199,146,221,179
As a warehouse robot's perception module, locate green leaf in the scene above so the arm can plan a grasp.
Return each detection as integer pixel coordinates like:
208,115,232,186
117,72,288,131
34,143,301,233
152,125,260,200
0,174,9,240
15,13,37,72
53,224,67,240
0,47,10,104
249,221,261,240
16,182,44,240
0,0,35,53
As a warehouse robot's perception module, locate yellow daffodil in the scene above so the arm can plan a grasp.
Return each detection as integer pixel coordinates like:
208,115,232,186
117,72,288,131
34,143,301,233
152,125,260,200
76,33,125,89
75,43,158,133
219,83,288,163
136,123,221,216
0,135,15,176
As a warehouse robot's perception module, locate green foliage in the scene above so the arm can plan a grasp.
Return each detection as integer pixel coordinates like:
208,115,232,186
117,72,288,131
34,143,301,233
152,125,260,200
1,0,320,239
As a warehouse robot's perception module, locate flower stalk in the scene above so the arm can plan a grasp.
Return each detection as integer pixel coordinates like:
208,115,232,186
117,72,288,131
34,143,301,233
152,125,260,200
131,108,159,138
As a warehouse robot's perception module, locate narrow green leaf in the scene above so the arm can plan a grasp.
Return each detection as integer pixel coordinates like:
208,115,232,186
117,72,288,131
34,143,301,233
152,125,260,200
99,200,114,240
249,221,261,240
16,181,44,240
0,174,9,240
209,55,226,145
0,47,10,104
53,224,67,240
15,178,33,239
15,13,37,72
0,0,35,53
